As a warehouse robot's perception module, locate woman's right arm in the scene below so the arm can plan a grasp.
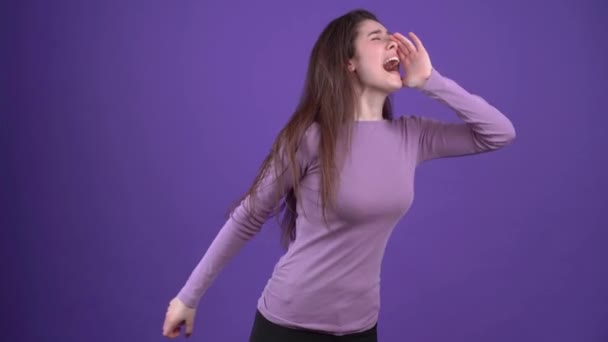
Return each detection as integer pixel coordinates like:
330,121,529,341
175,124,318,309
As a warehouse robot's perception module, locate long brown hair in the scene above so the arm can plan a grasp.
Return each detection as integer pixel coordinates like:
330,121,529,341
228,9,393,248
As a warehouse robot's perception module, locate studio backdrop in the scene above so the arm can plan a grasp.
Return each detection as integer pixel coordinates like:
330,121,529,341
3,0,606,341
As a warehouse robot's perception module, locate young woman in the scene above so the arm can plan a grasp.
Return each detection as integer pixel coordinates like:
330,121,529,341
162,9,515,342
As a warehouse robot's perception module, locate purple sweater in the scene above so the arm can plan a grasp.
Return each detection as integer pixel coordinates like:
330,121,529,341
176,68,515,335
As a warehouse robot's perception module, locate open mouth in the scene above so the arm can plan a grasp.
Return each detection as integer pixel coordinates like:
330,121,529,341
383,56,400,74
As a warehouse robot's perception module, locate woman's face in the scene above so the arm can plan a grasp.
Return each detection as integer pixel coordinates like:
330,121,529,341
348,20,403,94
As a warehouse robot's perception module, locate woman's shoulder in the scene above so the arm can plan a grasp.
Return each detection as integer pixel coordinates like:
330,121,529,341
396,114,436,134
397,114,422,126
299,122,321,159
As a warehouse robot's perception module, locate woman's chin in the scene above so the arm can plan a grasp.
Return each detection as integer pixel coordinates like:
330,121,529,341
385,78,403,93
360,74,403,94
386,72,403,91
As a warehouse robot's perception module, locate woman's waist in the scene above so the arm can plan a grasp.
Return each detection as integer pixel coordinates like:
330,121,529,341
257,276,381,333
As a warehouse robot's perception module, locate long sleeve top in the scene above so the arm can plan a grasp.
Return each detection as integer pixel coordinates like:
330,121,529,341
176,68,516,335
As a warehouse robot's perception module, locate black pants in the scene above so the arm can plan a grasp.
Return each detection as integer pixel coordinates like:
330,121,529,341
249,310,378,342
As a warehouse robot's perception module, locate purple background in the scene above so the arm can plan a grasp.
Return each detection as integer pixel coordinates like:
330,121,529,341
3,0,607,341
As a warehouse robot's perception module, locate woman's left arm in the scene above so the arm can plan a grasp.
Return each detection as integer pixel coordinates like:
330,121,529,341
412,68,516,163
392,32,516,163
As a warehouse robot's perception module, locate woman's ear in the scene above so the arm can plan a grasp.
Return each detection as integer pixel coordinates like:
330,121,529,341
347,61,355,72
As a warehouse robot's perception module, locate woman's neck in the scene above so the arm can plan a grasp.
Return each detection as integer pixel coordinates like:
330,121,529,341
353,94,387,121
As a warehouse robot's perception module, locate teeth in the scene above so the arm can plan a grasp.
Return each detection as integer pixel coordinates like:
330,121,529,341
384,56,399,65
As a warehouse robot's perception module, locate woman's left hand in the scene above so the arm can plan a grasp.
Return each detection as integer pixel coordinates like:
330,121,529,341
391,32,433,88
